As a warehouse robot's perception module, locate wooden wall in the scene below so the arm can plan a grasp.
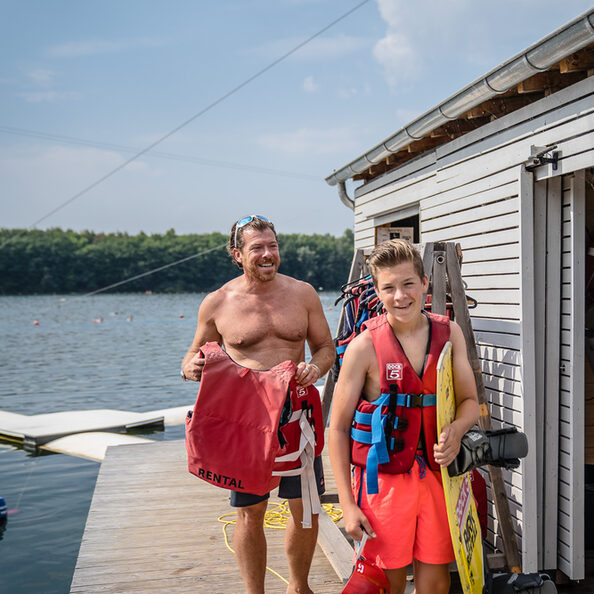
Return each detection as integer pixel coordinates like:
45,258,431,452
349,75,594,573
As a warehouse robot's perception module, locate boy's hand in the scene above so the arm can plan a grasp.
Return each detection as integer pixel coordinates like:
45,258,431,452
342,503,376,541
434,422,463,467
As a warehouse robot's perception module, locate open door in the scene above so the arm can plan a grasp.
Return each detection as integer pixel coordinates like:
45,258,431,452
557,171,585,579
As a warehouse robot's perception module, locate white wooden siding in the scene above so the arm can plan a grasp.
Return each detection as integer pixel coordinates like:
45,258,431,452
557,173,585,580
349,75,594,571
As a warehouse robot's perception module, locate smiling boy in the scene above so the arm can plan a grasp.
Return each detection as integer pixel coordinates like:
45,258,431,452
329,239,479,594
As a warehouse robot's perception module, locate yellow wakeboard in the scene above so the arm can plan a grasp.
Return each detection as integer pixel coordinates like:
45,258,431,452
436,341,484,594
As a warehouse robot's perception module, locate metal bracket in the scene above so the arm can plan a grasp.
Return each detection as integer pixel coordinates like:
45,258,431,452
524,144,560,172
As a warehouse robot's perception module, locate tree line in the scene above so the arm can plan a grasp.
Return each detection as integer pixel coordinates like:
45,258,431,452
0,227,354,295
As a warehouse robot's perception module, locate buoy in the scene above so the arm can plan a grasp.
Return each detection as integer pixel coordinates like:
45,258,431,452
145,290,153,295
0,497,7,520
92,317,104,323
178,314,184,318
126,315,133,322
327,306,333,311
33,320,40,326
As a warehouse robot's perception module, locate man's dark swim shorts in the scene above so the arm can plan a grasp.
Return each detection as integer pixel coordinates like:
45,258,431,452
229,456,325,507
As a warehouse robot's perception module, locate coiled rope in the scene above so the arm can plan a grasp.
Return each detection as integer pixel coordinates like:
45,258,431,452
217,500,343,585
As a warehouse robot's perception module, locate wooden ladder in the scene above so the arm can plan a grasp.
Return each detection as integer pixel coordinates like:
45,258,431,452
318,243,522,579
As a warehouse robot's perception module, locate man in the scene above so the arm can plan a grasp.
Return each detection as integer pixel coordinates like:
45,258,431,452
181,215,335,594
329,239,479,594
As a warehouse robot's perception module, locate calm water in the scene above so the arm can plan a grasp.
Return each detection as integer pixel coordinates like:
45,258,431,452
0,292,341,593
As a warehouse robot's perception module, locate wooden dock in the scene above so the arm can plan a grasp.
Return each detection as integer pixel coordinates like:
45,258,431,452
70,439,347,593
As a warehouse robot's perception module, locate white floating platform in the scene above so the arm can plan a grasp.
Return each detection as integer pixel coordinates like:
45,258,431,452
41,431,154,462
0,409,165,448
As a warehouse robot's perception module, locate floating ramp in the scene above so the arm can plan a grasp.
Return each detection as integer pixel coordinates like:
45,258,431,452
0,409,171,448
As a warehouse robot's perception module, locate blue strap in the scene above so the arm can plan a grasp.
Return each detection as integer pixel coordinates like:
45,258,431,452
366,446,380,494
410,454,426,479
336,344,348,355
354,410,404,428
354,394,436,422
377,392,437,407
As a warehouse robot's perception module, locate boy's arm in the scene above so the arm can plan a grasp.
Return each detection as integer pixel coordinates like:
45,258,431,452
328,333,376,540
434,321,480,467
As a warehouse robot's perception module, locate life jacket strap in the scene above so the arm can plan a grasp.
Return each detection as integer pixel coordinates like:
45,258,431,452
273,411,321,528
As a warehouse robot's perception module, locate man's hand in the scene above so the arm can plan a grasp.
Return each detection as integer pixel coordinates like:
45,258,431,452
295,362,320,387
182,352,205,382
434,422,463,467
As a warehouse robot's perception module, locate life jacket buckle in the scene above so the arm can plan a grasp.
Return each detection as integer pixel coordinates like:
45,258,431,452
406,393,424,408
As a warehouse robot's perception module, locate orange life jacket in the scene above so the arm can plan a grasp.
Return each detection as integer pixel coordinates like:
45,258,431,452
350,312,450,493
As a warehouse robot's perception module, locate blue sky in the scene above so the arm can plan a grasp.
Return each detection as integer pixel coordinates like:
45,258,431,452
2,0,592,237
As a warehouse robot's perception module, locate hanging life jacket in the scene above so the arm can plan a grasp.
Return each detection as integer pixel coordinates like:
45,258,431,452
350,312,450,494
185,342,324,526
333,275,384,381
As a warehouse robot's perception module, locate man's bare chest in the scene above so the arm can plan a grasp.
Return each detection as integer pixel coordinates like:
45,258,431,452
215,299,307,348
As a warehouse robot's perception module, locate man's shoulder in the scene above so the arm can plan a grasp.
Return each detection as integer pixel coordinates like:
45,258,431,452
277,274,316,296
201,280,239,307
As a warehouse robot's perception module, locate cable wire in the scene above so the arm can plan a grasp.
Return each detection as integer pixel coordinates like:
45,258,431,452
5,0,371,243
82,242,227,297
0,125,320,181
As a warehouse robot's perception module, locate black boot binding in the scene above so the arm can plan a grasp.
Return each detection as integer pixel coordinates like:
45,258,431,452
448,427,529,477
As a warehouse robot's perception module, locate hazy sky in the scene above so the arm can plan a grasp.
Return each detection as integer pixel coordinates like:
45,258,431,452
2,1,592,237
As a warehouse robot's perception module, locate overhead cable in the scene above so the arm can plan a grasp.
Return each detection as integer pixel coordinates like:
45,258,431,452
0,125,319,181
82,243,227,297
10,0,371,236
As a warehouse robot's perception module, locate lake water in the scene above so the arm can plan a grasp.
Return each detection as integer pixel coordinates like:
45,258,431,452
0,292,341,593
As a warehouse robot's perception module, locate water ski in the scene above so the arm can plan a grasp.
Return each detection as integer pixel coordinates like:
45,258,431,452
437,341,485,594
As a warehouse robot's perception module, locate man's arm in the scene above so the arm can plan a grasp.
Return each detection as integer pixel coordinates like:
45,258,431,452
181,292,223,382
434,321,480,466
295,283,335,387
328,334,376,541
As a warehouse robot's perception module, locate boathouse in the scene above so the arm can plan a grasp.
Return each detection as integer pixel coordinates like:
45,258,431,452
326,10,594,581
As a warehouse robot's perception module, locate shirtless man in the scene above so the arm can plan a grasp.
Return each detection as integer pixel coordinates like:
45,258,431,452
181,215,335,594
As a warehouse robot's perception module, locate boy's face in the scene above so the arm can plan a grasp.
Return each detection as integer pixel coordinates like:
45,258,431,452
374,261,428,324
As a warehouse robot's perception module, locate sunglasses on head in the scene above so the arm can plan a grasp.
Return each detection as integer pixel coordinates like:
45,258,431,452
233,215,270,248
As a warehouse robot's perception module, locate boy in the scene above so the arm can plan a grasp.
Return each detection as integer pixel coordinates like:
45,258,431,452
329,239,479,594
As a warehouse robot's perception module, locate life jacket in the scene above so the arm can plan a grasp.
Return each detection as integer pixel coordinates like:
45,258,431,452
350,312,450,494
333,276,384,380
185,342,323,526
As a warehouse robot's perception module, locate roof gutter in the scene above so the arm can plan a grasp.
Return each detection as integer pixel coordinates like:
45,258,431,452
325,9,594,189
337,180,354,210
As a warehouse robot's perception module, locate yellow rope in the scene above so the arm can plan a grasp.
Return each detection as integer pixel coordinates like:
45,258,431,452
217,500,343,586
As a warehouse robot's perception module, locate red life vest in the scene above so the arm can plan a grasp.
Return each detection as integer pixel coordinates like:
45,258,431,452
185,342,324,523
350,312,450,493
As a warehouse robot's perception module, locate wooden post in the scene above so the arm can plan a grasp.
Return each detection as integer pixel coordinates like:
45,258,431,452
443,242,522,573
321,248,366,426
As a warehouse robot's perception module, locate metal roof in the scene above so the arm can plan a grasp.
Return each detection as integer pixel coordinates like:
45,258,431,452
325,9,594,188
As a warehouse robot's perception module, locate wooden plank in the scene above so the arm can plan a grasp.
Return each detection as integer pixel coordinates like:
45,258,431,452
431,244,447,316
421,213,520,244
558,171,586,580
422,197,519,234
70,440,344,593
423,180,517,222
445,242,522,573
518,167,539,572
317,510,353,583
544,176,562,568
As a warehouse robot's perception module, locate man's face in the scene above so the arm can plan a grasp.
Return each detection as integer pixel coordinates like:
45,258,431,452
374,261,428,324
234,228,280,282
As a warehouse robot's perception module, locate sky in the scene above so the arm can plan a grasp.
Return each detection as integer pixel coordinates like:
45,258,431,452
2,0,593,238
